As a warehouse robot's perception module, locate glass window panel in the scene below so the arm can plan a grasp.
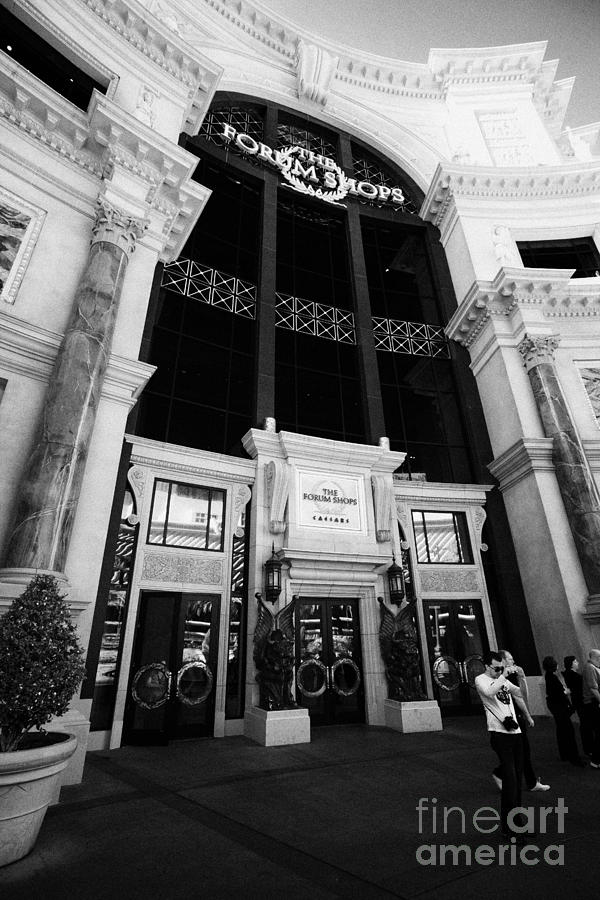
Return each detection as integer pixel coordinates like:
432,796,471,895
149,481,169,544
166,484,210,548
207,492,225,550
424,512,461,563
412,511,472,564
148,480,225,551
413,511,428,563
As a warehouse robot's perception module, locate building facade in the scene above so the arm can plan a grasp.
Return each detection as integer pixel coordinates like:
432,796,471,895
1,0,600,772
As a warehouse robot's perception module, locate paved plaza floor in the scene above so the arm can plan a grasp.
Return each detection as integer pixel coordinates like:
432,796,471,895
1,716,599,899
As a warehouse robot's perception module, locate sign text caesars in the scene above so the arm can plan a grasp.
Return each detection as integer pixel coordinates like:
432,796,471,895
221,124,406,208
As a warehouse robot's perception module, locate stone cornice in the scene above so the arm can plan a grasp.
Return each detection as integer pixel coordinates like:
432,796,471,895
128,435,257,482
421,161,600,229
428,42,547,98
15,0,119,97
0,311,155,408
488,438,554,493
0,59,211,260
82,0,222,105
171,1,561,104
242,428,405,471
446,268,600,350
394,480,492,505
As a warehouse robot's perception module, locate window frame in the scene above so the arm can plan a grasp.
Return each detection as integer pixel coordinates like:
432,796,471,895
147,478,227,552
411,510,473,565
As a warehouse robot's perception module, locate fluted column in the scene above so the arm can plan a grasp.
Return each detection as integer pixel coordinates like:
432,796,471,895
518,334,600,597
2,198,147,573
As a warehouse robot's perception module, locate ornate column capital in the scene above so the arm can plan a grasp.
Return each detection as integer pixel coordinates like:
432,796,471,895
517,333,560,371
91,198,149,257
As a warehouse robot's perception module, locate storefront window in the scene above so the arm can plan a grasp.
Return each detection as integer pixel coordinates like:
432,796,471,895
412,511,473,564
148,480,226,551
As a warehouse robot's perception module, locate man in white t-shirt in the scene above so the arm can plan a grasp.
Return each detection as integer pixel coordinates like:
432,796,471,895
475,650,535,841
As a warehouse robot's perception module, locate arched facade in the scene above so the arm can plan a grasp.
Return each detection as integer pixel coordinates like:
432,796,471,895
1,0,600,774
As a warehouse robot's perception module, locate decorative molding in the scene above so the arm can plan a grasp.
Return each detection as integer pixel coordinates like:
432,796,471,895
264,459,289,534
141,551,223,583
492,225,521,268
232,483,252,535
421,162,600,233
128,447,256,484
394,482,492,505
82,0,222,94
371,475,393,543
445,268,600,351
0,187,47,305
133,84,159,129
91,197,148,255
488,438,554,493
295,41,338,107
0,56,212,261
127,466,147,508
419,569,479,594
579,367,600,430
472,507,487,550
477,110,535,168
0,310,155,407
517,333,560,371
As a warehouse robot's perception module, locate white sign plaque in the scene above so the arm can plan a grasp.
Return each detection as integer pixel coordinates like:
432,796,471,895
297,471,365,532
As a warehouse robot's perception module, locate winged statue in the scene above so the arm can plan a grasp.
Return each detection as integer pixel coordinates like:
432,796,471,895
253,594,298,710
378,596,426,702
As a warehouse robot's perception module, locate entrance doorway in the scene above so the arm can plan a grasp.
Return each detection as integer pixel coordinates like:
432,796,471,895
295,598,365,726
124,592,220,744
423,600,488,716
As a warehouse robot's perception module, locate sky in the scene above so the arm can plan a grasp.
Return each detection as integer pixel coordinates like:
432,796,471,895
260,0,600,129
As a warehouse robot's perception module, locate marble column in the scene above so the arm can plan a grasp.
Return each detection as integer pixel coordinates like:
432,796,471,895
519,334,600,597
2,198,147,573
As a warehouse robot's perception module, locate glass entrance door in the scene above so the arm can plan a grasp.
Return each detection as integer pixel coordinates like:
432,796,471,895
295,599,364,726
124,592,220,744
423,600,488,716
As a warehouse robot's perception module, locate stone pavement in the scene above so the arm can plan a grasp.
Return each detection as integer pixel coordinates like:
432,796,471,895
1,717,599,899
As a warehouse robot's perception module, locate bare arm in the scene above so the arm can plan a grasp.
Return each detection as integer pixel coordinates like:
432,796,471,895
512,690,534,726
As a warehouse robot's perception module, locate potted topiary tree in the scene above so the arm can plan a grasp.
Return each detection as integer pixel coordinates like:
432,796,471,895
0,574,86,867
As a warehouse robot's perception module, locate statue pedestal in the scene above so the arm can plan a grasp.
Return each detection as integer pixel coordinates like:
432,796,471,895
244,707,311,746
384,699,442,733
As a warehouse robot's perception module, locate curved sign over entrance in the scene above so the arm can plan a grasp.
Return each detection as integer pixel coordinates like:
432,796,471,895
221,124,406,208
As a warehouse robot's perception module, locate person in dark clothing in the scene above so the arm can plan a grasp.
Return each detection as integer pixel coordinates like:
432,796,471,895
563,656,592,756
543,655,585,766
492,650,549,793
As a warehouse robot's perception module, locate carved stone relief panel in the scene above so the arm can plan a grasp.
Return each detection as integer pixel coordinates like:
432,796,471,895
127,466,146,510
232,483,252,537
477,111,535,167
419,569,479,594
265,459,289,533
142,553,223,585
580,367,600,429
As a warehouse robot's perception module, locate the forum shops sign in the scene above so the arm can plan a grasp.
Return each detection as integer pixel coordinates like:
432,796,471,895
221,124,406,208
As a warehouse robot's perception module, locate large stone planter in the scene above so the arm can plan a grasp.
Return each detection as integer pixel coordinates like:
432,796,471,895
0,732,78,867
245,707,311,746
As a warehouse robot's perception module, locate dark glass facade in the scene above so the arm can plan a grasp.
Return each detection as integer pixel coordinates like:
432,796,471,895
133,97,480,483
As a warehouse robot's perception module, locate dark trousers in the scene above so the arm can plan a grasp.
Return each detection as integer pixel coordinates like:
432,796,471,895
582,702,600,764
576,706,594,756
493,723,536,789
490,732,524,834
549,707,580,762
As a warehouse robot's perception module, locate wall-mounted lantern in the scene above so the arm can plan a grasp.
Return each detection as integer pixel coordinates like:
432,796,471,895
264,544,282,604
387,554,405,605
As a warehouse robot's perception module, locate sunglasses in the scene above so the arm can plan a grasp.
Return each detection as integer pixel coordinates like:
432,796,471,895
491,665,505,673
